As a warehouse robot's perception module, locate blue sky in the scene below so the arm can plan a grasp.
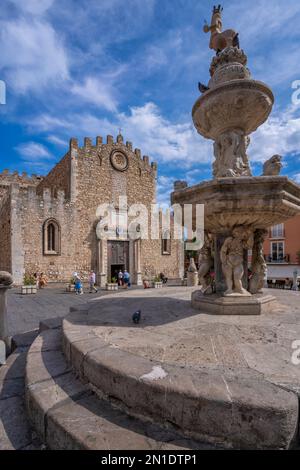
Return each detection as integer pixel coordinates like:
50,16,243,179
0,0,300,204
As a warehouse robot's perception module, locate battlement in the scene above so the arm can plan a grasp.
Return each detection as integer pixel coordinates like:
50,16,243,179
0,169,43,187
69,134,158,174
11,183,69,208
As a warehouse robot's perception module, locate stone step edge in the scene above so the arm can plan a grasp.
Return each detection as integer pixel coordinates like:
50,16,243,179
62,310,300,450
25,327,207,450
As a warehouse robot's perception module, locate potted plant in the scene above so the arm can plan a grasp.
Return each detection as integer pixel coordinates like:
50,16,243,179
106,276,118,291
21,274,37,295
153,275,163,289
66,277,75,293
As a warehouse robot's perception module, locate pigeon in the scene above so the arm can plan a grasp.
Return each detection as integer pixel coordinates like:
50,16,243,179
198,82,209,94
132,310,141,324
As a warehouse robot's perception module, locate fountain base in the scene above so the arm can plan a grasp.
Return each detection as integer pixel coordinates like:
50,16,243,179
191,290,276,315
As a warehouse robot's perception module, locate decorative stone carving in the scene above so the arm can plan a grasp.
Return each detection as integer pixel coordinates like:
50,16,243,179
110,150,128,172
198,232,214,293
213,129,252,177
193,82,274,141
209,47,248,78
208,48,251,89
263,155,282,176
203,5,239,53
249,229,268,294
220,226,253,296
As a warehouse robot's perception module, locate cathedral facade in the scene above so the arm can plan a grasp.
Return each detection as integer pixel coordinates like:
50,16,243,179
0,134,184,285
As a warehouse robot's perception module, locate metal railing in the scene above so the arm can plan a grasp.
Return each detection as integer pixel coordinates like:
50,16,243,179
264,254,290,263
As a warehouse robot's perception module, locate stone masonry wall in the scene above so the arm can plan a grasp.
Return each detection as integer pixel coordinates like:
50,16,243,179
66,135,159,280
2,134,183,284
0,191,12,273
11,185,76,285
36,152,70,198
0,170,42,207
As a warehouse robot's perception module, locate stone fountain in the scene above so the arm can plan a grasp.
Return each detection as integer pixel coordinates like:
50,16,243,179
172,5,300,315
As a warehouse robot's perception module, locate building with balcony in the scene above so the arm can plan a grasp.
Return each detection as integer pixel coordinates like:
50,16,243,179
263,215,300,280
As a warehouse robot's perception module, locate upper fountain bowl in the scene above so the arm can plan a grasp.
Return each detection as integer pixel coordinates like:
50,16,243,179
193,48,274,140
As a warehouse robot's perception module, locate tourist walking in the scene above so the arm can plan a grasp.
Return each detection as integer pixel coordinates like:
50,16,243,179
123,270,131,288
74,276,83,295
89,271,98,293
118,270,123,286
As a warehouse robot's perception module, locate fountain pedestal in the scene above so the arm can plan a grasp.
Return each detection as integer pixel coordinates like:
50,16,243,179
172,26,300,314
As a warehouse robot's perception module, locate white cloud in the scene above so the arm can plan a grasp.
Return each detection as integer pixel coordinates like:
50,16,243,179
292,174,300,184
9,0,55,15
0,18,69,93
47,135,68,147
15,142,53,160
71,77,118,112
26,102,213,167
116,103,212,166
249,104,300,163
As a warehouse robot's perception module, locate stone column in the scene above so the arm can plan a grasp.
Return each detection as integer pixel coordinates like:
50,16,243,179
292,269,298,291
214,234,227,293
135,239,143,285
187,258,198,287
0,285,12,361
97,239,107,288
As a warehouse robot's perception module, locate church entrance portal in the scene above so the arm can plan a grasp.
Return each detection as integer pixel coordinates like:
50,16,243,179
107,240,129,281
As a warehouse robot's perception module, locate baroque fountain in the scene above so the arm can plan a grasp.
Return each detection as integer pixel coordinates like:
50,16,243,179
172,5,300,315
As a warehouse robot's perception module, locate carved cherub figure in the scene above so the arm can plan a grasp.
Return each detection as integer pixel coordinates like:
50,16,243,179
262,155,283,176
213,130,251,178
198,232,214,293
249,229,268,294
220,226,253,296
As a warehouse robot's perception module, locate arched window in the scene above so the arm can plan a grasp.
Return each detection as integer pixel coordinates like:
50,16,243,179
162,229,171,255
43,219,61,255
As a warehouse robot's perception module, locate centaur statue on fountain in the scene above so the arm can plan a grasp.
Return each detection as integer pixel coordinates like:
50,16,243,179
203,5,240,54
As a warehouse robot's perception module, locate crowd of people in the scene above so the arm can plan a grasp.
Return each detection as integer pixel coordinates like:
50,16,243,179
30,269,169,294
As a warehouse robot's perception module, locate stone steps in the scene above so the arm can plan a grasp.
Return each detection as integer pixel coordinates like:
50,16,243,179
0,342,43,450
62,305,300,449
25,327,211,450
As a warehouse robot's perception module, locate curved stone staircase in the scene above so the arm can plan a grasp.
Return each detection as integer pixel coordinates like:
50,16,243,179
0,317,210,450
1,304,299,450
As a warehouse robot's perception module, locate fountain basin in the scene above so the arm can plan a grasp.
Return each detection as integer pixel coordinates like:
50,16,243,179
192,79,274,140
171,176,300,234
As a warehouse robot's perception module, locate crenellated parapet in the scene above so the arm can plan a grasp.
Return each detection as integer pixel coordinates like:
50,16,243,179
68,134,157,176
0,169,43,187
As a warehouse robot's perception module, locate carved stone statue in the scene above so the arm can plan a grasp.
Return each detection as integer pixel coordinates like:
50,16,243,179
249,229,268,294
213,129,252,178
198,232,214,293
220,226,253,296
263,155,282,176
203,5,239,54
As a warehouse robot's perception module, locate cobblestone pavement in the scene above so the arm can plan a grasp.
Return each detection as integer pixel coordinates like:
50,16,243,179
6,284,300,338
7,283,143,337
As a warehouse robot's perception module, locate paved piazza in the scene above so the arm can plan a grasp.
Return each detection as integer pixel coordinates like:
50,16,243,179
64,286,300,394
7,285,300,393
7,285,141,336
